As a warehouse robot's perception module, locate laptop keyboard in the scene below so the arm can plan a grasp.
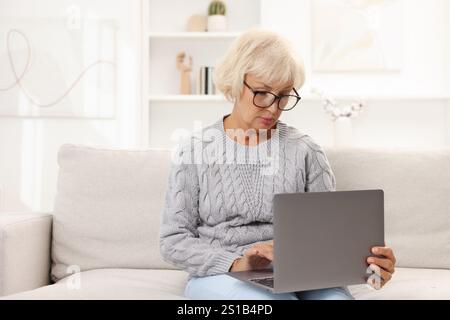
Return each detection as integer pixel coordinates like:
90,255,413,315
249,277,274,288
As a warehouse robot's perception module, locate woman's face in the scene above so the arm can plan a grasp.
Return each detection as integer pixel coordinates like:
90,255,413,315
234,74,294,131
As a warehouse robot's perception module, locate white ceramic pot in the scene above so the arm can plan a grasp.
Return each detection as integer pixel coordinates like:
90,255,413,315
207,15,227,32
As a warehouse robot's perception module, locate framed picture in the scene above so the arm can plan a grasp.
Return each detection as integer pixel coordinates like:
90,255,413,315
0,16,117,118
312,0,404,72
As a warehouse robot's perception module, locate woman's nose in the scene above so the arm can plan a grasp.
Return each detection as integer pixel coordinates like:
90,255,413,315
267,101,279,114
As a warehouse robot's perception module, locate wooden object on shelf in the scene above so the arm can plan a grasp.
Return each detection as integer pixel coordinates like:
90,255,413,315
186,14,207,32
176,52,193,95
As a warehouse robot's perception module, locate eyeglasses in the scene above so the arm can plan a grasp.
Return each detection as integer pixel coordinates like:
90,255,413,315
243,80,301,111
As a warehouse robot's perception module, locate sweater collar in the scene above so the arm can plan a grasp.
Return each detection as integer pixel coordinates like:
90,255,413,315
205,114,288,164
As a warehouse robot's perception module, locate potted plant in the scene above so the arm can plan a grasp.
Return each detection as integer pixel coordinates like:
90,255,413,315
207,0,227,32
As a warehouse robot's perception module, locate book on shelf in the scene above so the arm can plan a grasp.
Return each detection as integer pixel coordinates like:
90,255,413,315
196,66,216,95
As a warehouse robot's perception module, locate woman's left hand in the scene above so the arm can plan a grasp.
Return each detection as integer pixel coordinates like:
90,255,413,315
366,246,396,290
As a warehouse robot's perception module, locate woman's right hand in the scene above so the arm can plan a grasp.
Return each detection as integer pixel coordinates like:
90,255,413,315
229,241,274,272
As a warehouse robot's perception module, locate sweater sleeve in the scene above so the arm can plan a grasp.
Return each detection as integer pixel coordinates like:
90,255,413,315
159,147,241,277
301,136,337,192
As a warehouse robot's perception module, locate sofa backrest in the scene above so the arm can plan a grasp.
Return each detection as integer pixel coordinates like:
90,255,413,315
325,147,450,270
51,144,175,282
51,144,450,281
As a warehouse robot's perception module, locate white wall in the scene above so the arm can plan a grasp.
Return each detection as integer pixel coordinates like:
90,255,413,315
0,0,143,212
261,0,449,97
1,0,449,213
446,0,450,96
149,0,450,150
446,0,450,147
259,0,450,149
312,0,449,97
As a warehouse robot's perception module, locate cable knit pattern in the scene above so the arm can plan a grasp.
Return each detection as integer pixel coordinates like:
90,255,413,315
160,115,337,278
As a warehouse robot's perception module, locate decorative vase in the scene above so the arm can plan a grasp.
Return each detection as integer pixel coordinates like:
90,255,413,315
207,15,227,32
334,117,353,147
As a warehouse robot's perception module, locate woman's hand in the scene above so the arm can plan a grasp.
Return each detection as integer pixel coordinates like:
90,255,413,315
366,246,396,290
229,241,273,272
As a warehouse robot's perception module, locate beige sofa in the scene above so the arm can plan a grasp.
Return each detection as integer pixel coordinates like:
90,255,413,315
1,144,449,300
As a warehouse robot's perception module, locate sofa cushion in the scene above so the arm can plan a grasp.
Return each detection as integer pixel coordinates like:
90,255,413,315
3,267,449,300
1,269,188,300
348,267,450,300
51,144,175,282
325,148,450,270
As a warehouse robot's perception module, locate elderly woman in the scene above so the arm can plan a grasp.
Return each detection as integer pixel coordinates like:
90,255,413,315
160,28,396,300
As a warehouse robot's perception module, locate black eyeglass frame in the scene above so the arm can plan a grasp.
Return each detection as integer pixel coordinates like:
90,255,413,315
243,80,301,111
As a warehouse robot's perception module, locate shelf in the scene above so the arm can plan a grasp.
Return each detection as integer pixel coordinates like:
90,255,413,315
149,94,228,102
149,32,241,40
309,94,450,101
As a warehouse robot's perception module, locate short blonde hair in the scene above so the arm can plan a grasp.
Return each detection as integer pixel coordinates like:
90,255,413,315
214,28,306,102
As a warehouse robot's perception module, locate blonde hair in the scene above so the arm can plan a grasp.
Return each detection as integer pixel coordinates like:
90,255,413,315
214,28,306,102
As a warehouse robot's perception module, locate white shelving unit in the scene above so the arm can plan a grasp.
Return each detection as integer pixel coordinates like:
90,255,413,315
140,0,450,149
149,94,227,102
142,0,262,148
149,32,241,40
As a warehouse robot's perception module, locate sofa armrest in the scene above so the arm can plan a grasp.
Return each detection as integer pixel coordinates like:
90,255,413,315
0,212,52,297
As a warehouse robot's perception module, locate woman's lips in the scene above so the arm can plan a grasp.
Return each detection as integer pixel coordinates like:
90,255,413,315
259,117,273,125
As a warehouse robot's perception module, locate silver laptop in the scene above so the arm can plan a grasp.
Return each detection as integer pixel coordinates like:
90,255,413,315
226,189,385,293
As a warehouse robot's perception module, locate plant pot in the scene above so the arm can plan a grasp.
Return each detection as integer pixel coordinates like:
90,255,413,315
207,15,227,32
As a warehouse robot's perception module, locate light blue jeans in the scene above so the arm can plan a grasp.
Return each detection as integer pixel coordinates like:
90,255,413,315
185,274,354,300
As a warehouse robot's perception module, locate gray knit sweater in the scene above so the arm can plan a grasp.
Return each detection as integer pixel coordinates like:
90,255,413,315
159,115,336,278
